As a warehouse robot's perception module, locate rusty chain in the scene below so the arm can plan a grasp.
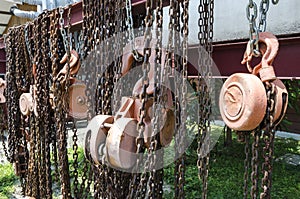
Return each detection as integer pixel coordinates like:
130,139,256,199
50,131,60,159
25,22,37,196
0,104,8,160
244,1,280,199
147,0,164,198
176,0,190,198
128,0,153,198
7,26,29,195
173,0,182,196
246,0,279,57
260,82,276,199
2,1,219,199
50,7,72,198
197,1,214,199
243,132,251,199
80,1,98,198
126,0,143,62
6,27,18,165
250,130,261,199
34,13,45,198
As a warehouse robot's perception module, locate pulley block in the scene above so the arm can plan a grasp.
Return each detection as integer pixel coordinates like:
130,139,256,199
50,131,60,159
0,78,6,104
85,115,114,164
219,73,267,131
272,79,288,126
66,80,88,119
106,118,139,169
220,32,288,131
19,85,37,117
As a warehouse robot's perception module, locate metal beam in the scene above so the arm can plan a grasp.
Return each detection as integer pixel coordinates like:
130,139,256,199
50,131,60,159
1,1,300,78
187,35,300,79
0,10,12,15
0,23,8,27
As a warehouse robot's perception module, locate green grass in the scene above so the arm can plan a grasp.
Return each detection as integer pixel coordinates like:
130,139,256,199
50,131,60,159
1,127,299,198
163,128,300,199
0,164,17,199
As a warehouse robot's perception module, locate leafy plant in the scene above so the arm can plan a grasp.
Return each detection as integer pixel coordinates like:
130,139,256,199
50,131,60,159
280,80,300,131
0,163,17,199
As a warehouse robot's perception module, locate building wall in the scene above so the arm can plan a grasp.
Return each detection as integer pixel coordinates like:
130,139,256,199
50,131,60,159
160,0,300,44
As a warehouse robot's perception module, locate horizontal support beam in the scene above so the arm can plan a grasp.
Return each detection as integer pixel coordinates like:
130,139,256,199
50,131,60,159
1,1,299,78
0,23,8,27
187,34,300,79
0,11,11,15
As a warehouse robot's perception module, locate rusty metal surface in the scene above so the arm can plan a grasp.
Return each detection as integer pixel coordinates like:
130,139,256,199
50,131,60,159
188,35,300,79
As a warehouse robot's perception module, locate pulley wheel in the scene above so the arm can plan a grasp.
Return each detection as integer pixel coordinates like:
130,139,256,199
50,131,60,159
273,79,288,126
106,118,138,169
0,78,6,103
219,73,267,131
68,82,88,119
84,115,114,164
19,93,34,116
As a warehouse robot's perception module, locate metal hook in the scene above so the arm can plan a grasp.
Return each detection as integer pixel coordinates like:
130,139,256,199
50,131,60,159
241,32,279,75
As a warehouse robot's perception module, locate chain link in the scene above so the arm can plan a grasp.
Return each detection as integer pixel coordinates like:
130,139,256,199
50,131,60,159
51,7,72,198
126,0,143,61
145,0,164,198
243,132,251,199
258,0,270,32
246,0,260,57
246,0,279,57
128,1,154,198
197,1,214,198
250,130,261,199
260,83,276,199
173,0,182,196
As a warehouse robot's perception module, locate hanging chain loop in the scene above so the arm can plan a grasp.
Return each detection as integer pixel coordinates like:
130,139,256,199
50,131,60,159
246,0,260,57
246,0,279,57
125,0,143,62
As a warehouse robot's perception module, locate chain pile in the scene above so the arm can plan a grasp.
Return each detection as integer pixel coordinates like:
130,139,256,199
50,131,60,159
4,7,81,198
3,1,217,198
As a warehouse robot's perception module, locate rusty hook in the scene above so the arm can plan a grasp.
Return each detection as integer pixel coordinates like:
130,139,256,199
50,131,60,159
55,50,80,81
241,32,279,77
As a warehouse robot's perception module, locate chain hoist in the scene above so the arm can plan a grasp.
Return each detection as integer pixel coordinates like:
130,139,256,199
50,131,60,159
3,1,220,199
220,31,288,198
81,1,178,198
220,2,287,198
